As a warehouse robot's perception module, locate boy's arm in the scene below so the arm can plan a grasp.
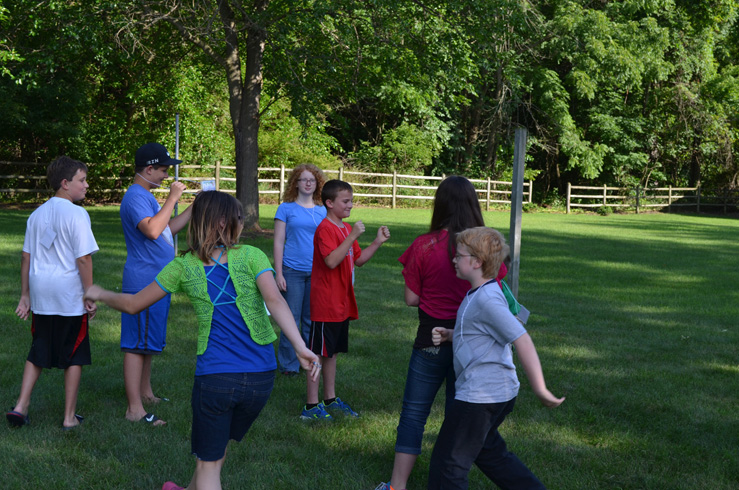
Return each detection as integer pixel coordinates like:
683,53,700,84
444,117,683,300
76,254,97,319
256,272,321,381
354,225,390,267
168,201,193,235
16,252,31,320
85,281,168,315
137,182,187,240
323,221,365,269
512,332,565,408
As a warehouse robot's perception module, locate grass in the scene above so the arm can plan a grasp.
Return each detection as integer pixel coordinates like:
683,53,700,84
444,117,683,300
1,204,738,489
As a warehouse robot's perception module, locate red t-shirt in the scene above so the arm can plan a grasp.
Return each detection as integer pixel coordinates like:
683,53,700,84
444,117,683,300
310,218,363,322
398,230,470,320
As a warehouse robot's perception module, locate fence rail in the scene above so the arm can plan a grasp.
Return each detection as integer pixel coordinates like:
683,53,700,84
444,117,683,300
0,161,532,209
566,183,739,213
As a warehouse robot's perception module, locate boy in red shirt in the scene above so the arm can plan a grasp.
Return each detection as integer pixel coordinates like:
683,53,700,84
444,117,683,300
301,180,390,420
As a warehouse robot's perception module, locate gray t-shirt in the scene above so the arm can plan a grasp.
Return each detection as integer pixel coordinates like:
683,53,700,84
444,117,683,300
453,280,527,404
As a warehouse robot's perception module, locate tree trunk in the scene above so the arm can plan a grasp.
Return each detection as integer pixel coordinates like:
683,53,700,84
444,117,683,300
219,0,267,232
237,26,266,231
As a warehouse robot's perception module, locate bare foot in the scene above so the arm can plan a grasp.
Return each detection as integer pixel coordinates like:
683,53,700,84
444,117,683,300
142,395,167,404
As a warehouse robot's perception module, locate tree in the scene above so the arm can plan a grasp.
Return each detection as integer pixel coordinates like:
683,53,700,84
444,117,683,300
117,1,286,230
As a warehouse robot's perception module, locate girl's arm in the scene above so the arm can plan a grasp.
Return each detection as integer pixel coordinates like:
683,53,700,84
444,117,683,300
273,219,287,291
84,281,168,315
431,327,453,345
404,285,420,306
256,272,321,381
512,333,565,408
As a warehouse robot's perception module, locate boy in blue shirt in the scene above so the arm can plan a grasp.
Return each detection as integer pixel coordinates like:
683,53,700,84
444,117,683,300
119,142,192,425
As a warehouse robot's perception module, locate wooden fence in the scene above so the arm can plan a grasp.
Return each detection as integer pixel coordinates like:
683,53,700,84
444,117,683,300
0,161,532,210
566,183,739,214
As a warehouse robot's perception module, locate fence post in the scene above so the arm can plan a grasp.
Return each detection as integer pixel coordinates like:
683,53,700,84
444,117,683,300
486,177,491,211
603,184,607,206
528,180,533,203
215,160,221,191
392,171,397,209
697,185,701,213
339,167,344,181
566,182,571,213
635,185,640,214
668,185,672,212
279,164,285,204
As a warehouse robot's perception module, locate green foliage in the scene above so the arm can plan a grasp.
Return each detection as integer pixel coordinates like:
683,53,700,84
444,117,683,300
259,95,341,170
596,205,613,216
349,122,441,173
4,0,739,204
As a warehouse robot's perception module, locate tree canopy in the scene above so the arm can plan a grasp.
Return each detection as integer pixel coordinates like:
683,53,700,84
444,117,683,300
2,0,739,220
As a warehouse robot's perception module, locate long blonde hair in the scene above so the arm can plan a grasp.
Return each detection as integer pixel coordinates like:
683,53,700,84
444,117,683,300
186,191,243,262
282,164,326,205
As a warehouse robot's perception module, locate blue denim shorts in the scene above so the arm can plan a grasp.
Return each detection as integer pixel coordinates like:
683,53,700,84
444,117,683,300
190,371,275,461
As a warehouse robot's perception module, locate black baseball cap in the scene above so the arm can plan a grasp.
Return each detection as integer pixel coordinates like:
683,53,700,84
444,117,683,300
135,142,182,167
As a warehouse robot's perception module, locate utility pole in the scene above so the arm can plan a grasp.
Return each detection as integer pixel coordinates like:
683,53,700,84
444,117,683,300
508,126,527,297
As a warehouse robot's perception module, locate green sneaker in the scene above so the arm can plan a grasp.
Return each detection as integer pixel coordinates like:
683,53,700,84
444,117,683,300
325,397,359,417
300,402,333,421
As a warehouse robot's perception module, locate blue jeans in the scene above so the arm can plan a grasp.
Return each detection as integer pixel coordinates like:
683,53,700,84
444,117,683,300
190,372,275,461
277,267,312,373
395,344,456,455
428,397,546,490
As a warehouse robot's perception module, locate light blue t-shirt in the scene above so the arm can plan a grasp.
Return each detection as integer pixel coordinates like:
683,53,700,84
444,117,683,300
453,280,526,404
274,201,326,272
120,184,175,292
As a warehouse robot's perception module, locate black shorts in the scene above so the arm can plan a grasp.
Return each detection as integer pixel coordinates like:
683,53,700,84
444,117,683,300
27,313,91,369
308,319,350,358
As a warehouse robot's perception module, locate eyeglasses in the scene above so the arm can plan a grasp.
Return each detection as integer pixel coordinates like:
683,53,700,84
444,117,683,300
454,253,475,260
298,178,316,184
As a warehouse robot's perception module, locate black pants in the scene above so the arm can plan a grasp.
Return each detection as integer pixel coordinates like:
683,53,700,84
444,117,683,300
428,397,546,490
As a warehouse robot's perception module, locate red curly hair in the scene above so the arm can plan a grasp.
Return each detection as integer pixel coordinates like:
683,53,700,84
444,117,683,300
282,164,326,205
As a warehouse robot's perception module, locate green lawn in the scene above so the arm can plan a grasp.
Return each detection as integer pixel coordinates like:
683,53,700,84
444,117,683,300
0,204,737,489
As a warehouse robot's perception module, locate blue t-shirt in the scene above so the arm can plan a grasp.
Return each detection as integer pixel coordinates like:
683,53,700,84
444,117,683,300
196,262,277,376
120,184,175,292
274,202,326,272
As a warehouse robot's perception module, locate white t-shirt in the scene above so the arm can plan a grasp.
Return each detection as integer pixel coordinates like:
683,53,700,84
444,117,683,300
23,197,99,316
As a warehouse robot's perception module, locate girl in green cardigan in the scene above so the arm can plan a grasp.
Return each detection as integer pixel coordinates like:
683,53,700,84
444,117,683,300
86,191,321,490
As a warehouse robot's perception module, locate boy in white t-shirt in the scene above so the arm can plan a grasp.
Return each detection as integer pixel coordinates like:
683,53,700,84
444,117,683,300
429,226,564,489
8,156,99,430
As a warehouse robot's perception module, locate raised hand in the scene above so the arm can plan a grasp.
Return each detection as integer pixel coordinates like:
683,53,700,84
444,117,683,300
349,220,366,240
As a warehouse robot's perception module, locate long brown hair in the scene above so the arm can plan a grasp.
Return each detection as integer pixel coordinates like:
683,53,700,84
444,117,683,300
282,164,326,205
428,176,485,259
186,191,243,262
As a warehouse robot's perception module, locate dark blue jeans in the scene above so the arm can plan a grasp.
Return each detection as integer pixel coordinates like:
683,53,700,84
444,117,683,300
395,344,456,455
428,397,546,490
190,372,275,461
277,266,312,373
